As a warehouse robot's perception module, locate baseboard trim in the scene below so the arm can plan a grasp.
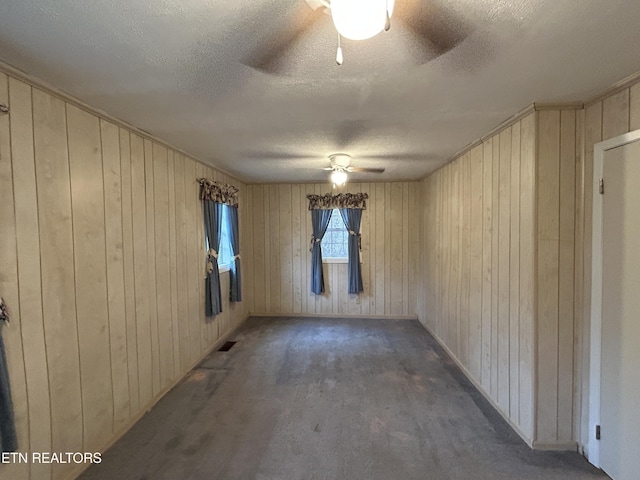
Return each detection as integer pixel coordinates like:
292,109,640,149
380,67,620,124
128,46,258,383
67,314,250,480
417,318,535,449
249,312,418,320
531,441,579,451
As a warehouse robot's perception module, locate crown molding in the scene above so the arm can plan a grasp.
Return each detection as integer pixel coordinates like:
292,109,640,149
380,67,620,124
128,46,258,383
585,70,640,108
419,101,587,181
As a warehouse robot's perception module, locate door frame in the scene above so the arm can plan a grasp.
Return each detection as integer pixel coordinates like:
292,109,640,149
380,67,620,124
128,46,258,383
588,129,640,467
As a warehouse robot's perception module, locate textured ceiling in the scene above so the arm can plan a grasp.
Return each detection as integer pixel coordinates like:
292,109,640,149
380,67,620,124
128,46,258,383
1,0,640,183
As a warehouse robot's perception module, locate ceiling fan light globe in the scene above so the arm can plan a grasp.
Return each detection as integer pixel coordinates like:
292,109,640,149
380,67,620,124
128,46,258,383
330,169,348,186
331,0,393,41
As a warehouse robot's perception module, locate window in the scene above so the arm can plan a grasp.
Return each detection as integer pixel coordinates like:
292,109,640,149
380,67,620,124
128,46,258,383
218,206,233,269
206,205,234,271
321,209,348,260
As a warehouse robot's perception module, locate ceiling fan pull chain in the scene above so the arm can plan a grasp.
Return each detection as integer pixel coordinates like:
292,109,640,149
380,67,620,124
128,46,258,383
336,33,343,65
385,0,391,31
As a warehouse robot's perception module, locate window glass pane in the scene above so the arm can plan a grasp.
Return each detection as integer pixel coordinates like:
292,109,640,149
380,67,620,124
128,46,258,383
219,206,233,267
321,209,348,258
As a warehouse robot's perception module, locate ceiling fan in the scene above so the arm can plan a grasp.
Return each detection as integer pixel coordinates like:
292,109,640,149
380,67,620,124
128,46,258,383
244,0,471,73
324,153,385,186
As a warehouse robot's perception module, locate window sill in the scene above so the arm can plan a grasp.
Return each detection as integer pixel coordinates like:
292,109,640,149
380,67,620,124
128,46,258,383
323,258,348,264
219,265,231,273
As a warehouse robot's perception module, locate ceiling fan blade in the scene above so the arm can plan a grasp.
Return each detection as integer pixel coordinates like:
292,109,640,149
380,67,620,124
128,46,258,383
349,167,386,174
394,0,471,61
242,4,327,74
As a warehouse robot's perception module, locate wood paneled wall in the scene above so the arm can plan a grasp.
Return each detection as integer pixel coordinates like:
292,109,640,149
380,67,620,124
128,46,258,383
0,71,249,480
535,109,579,448
418,108,581,448
577,81,640,451
244,182,419,317
417,114,537,443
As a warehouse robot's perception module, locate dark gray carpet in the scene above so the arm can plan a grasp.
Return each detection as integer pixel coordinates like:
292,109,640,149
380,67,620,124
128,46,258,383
80,317,606,480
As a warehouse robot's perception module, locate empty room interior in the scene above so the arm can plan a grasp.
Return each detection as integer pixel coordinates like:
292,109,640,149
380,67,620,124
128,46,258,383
1,1,640,479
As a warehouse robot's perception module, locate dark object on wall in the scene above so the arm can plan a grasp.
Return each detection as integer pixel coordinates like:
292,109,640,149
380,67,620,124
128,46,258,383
0,298,8,323
218,341,237,352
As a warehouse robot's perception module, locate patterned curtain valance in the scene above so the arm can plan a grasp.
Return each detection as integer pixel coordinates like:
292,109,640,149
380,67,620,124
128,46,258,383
306,192,369,210
197,178,239,206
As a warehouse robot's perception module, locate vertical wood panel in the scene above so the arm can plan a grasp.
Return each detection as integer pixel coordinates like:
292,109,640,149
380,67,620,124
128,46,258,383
100,120,130,430
384,183,392,314
481,139,493,391
292,184,302,313
498,128,511,411
119,129,139,414
557,110,576,443
32,89,83,475
253,186,266,313
301,187,309,313
279,185,293,313
174,154,190,370
437,165,453,347
168,151,180,379
402,183,409,316
573,109,585,444
469,146,484,380
434,172,442,331
536,110,561,442
269,185,281,312
240,184,253,316
519,113,536,439
449,164,459,353
491,136,500,400
375,183,385,315
144,139,160,395
67,104,114,452
459,154,471,368
130,134,152,406
152,144,173,389
367,183,377,314
509,123,521,423
390,183,403,315
263,186,272,312
408,182,418,316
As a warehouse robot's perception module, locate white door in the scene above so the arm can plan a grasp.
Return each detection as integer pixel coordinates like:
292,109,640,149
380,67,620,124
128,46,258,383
599,138,640,480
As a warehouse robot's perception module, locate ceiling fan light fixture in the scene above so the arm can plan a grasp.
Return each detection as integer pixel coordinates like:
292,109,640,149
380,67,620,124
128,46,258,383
331,0,394,41
330,169,348,186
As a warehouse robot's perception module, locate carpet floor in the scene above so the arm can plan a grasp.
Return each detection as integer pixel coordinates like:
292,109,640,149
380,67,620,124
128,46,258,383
79,316,607,480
